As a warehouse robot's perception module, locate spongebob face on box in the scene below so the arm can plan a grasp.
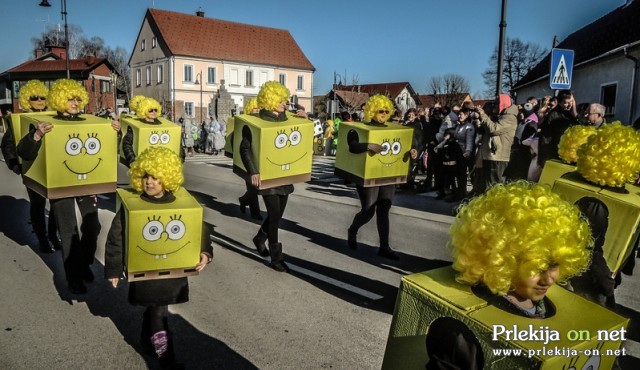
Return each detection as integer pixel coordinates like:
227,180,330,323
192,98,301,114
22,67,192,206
148,129,171,146
63,132,104,180
268,126,306,171
377,137,404,170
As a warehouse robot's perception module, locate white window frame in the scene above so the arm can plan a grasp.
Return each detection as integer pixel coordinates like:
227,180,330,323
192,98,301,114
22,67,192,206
152,37,157,48
185,102,194,117
600,82,617,116
245,70,254,87
279,73,286,86
297,75,304,91
184,64,194,83
207,67,216,84
146,66,152,86
141,39,146,51
230,69,239,86
135,69,141,87
157,65,163,84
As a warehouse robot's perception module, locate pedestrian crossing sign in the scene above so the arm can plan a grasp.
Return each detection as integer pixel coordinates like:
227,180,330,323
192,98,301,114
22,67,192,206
550,48,574,89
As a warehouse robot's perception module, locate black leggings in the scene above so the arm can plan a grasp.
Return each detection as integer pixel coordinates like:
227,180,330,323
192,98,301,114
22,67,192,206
145,305,169,334
349,184,395,248
26,187,58,241
261,194,289,244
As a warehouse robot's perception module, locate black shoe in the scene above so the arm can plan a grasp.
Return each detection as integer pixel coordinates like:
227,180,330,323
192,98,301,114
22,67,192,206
68,279,87,294
238,198,247,214
378,247,400,260
268,242,289,272
269,260,289,272
347,229,357,250
252,229,270,257
81,267,95,282
38,238,54,254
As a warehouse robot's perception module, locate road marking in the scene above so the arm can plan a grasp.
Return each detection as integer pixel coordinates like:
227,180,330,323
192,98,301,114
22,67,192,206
210,234,383,301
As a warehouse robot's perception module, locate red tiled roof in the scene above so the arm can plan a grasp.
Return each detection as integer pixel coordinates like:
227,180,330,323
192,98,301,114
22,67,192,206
147,9,315,71
7,57,107,73
514,0,640,89
338,82,413,99
334,90,370,108
417,93,471,108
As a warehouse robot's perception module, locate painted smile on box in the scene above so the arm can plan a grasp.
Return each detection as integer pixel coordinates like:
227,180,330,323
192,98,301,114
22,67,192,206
136,241,191,259
63,133,103,180
267,152,308,171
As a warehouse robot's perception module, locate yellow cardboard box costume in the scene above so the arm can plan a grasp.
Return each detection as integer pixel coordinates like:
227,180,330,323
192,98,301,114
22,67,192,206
232,113,313,189
335,121,413,186
383,182,627,369
538,126,595,186
20,113,117,199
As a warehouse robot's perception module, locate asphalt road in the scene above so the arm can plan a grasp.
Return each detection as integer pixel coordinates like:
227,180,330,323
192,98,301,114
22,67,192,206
0,145,639,369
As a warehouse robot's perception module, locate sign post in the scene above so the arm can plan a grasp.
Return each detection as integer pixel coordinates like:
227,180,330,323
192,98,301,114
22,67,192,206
550,48,574,90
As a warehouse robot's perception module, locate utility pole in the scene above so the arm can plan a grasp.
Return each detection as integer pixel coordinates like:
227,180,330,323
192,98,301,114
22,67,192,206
495,0,508,98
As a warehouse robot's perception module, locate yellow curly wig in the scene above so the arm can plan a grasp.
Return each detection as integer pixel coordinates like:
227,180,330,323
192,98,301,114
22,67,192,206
244,97,259,115
363,95,394,123
450,181,592,296
576,122,640,187
557,125,597,164
19,80,49,111
129,95,146,113
135,97,162,119
257,81,290,111
129,147,184,193
47,79,89,113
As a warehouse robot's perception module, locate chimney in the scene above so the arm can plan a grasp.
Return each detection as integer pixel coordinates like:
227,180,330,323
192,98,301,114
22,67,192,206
35,48,45,58
196,7,205,17
49,45,67,60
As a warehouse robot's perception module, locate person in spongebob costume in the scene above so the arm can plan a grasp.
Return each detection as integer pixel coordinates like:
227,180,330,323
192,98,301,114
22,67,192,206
346,94,418,260
237,97,262,220
105,146,213,369
1,80,61,253
17,78,119,294
122,96,164,167
240,81,303,272
424,181,593,369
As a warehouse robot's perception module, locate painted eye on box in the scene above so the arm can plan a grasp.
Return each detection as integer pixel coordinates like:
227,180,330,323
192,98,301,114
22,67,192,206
149,133,160,145
85,137,101,155
289,130,301,146
65,137,83,156
380,142,391,156
160,133,170,144
143,220,164,241
166,219,186,240
391,141,401,155
275,133,288,149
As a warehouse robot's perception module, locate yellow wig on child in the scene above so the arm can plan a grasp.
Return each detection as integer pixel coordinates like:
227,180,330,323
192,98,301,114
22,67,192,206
257,81,290,112
129,147,184,193
557,125,597,164
243,97,259,115
135,97,162,119
47,79,89,113
449,181,592,296
363,95,394,123
576,122,640,187
19,80,49,111
129,95,146,113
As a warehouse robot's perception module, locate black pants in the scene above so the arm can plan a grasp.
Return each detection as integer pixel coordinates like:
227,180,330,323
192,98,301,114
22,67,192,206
144,305,169,335
349,185,394,248
50,195,101,282
239,181,260,216
26,187,58,241
261,194,288,244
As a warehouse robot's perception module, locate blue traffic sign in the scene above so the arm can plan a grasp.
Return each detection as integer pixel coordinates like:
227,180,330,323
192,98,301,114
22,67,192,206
550,48,574,90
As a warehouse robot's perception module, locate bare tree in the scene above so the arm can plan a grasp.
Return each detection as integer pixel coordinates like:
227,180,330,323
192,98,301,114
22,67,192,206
30,23,85,58
427,73,471,108
483,37,547,97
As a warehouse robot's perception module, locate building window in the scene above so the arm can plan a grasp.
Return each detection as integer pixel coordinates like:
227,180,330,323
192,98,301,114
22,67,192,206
152,37,157,48
297,75,304,91
157,65,163,84
184,64,194,82
600,83,617,116
279,73,286,86
100,80,110,93
185,102,194,117
136,69,141,87
230,69,239,85
207,67,216,84
146,66,152,86
260,71,268,86
245,70,254,87
141,39,146,51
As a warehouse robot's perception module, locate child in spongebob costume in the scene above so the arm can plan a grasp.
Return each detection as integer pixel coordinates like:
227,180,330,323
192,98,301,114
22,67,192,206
104,147,213,369
240,81,297,272
17,78,119,294
1,80,61,253
237,97,262,220
346,94,417,260
121,96,163,166
425,181,592,369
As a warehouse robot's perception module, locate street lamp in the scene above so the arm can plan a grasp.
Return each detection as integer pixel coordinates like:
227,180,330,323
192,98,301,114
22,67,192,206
110,71,118,112
194,70,204,123
39,0,70,79
495,0,508,98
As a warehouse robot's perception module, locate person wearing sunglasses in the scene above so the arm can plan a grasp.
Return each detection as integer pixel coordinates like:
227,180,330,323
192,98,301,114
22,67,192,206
1,80,62,254
345,95,417,260
121,96,173,167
